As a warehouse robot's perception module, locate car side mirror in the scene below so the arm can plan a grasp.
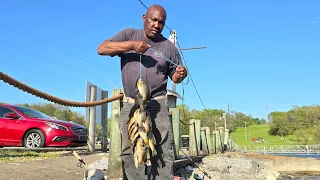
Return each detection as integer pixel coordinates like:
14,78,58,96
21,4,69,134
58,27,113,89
6,113,19,119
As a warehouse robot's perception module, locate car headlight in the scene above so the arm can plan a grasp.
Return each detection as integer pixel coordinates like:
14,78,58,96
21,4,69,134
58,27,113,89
46,122,68,131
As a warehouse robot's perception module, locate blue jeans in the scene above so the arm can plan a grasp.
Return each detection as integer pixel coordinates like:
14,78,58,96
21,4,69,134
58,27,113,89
118,98,174,180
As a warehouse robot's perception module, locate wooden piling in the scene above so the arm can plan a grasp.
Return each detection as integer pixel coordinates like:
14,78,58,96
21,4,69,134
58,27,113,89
194,119,201,154
101,90,108,152
88,85,97,153
200,127,209,155
204,127,213,154
212,131,216,154
188,119,198,156
108,89,123,179
170,108,180,159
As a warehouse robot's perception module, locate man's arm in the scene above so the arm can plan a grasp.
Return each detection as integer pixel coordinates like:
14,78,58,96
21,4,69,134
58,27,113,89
97,40,134,56
169,48,187,84
97,28,135,57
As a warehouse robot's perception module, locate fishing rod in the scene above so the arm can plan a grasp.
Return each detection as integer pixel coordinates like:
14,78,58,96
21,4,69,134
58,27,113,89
176,145,212,179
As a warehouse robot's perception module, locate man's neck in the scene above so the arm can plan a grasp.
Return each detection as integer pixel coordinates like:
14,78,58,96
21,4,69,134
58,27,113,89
143,31,162,43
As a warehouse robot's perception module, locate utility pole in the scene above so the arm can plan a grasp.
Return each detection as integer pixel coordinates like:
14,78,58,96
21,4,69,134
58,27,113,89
168,30,177,92
244,122,247,139
168,30,207,92
228,104,231,129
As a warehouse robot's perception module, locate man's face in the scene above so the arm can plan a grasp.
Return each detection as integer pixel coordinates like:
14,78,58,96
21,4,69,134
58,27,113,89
143,8,166,40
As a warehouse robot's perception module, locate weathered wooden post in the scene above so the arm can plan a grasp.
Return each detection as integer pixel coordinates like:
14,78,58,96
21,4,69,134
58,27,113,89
189,119,198,156
101,90,108,152
223,129,229,152
167,89,183,160
204,127,213,154
200,127,209,156
170,108,180,159
212,131,216,154
88,85,97,153
108,89,123,179
195,119,201,154
218,127,225,153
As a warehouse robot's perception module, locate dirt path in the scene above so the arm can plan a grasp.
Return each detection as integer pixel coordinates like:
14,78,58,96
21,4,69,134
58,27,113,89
0,152,108,180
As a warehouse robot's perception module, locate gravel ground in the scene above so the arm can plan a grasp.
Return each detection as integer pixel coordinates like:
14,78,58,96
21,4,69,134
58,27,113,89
174,153,281,180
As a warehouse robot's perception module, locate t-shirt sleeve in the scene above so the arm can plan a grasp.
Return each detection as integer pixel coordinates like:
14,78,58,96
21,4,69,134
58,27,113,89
107,28,134,42
106,28,134,57
168,48,184,79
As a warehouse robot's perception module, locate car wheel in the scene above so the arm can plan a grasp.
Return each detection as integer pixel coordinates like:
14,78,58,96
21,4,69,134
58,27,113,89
23,129,45,148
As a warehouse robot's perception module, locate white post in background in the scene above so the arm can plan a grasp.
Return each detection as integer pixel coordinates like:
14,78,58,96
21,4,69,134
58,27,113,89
168,30,177,92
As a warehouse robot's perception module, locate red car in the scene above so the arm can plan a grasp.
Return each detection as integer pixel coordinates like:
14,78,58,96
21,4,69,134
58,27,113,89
0,103,88,148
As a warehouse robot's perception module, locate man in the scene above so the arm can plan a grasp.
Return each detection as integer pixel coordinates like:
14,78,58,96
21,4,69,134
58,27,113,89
97,4,187,180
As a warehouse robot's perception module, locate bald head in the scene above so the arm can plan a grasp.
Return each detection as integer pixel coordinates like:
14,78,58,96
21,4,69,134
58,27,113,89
142,4,167,40
146,4,167,18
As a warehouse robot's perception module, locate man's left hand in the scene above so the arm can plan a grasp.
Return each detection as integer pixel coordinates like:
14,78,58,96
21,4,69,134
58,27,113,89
176,66,187,79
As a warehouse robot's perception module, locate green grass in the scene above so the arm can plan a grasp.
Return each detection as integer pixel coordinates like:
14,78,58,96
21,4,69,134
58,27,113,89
230,124,317,146
0,150,64,163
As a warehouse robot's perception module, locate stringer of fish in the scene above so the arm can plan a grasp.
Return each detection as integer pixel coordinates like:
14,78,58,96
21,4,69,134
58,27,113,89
127,79,158,169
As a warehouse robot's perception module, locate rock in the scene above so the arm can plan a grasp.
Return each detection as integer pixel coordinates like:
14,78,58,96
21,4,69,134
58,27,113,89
84,168,105,180
88,157,108,171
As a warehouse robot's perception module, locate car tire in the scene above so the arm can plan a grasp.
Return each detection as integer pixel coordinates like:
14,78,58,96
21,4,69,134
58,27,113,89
23,129,45,148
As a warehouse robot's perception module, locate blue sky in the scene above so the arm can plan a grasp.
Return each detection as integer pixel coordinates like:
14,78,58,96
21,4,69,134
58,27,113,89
1,0,319,121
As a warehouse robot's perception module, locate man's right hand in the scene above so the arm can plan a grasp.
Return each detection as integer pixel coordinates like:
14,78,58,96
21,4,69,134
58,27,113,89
132,41,151,53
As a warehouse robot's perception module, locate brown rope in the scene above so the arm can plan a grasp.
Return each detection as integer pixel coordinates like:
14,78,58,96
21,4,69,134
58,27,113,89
180,117,195,126
0,71,123,107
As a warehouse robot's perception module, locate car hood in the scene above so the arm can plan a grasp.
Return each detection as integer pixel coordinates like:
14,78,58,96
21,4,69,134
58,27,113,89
30,118,86,128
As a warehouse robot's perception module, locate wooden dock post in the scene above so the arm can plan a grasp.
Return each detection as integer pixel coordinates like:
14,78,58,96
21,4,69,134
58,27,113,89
108,89,123,179
212,131,216,154
204,127,213,154
101,90,108,152
194,119,201,154
88,85,97,153
200,127,209,155
170,108,180,159
188,119,198,156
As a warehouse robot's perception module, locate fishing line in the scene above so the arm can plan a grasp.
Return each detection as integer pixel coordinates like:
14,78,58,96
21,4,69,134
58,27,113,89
140,54,142,80
149,48,179,66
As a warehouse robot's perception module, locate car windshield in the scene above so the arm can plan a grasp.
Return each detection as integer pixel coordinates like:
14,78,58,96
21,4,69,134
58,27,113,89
13,106,53,119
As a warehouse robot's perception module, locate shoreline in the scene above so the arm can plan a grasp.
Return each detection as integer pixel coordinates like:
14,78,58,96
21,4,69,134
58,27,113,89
175,152,320,180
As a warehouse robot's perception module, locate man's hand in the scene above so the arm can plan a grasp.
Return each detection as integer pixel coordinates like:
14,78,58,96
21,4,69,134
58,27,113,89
176,66,187,78
172,66,187,83
132,41,151,53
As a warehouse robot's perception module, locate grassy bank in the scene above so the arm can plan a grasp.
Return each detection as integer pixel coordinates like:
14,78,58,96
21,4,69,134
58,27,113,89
0,150,64,163
230,124,317,146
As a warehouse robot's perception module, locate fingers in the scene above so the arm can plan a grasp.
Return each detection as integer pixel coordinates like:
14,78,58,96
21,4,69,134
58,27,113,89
176,66,187,78
138,41,150,53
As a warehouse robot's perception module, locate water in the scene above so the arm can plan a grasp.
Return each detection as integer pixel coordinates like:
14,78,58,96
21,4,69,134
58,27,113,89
272,153,320,160
270,154,320,180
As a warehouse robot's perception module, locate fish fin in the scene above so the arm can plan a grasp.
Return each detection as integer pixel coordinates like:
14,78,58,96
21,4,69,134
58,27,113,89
128,103,139,119
133,146,139,169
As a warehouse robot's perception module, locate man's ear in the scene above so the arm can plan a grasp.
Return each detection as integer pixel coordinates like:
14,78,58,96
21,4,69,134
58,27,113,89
142,14,146,22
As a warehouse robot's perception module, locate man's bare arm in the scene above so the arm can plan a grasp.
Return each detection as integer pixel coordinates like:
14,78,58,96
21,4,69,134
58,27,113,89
97,40,134,56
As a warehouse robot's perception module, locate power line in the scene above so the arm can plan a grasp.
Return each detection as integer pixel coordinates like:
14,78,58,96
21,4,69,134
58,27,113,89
0,23,119,88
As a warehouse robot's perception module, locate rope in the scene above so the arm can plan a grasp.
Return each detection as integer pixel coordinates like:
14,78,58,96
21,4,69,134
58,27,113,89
0,71,123,107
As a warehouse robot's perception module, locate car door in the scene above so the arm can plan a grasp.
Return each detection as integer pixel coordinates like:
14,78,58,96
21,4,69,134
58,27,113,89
0,106,23,146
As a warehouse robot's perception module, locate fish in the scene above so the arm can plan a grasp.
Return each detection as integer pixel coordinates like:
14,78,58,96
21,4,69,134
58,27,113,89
136,78,151,106
133,137,147,169
148,134,157,157
127,78,158,169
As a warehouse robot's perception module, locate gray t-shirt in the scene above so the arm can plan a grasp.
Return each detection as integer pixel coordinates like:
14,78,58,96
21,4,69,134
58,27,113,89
107,28,183,99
